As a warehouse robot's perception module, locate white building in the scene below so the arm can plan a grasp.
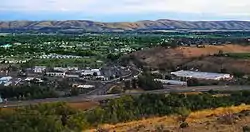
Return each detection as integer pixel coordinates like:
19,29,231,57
81,69,101,76
25,77,44,83
0,76,12,86
40,54,82,59
0,76,12,83
53,67,69,72
0,95,2,103
154,79,187,86
77,85,95,89
65,74,80,78
76,85,95,93
46,72,66,77
54,67,79,72
171,70,233,80
34,66,46,73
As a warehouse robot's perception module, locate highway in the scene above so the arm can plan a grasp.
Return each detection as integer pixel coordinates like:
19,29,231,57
1,85,250,108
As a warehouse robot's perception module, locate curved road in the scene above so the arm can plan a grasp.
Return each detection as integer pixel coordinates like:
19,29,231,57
1,85,250,108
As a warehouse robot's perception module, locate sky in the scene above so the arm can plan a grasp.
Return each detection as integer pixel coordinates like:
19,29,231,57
0,0,250,22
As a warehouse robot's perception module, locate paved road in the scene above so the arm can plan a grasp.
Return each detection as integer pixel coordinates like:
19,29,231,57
86,67,141,95
1,85,250,108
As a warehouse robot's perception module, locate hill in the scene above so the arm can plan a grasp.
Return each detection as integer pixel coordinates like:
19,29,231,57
1,20,250,32
129,44,250,73
86,105,250,132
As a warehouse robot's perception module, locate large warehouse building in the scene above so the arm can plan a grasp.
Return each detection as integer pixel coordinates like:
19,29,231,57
171,70,233,80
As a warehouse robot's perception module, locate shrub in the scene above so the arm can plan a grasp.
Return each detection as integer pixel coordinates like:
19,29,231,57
243,126,250,132
179,122,189,128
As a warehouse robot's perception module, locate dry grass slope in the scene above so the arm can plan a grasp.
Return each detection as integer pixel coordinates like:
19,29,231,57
68,101,99,110
85,104,250,132
132,44,250,72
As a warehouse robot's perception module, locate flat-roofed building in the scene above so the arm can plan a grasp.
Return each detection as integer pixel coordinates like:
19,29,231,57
171,70,233,80
154,79,187,86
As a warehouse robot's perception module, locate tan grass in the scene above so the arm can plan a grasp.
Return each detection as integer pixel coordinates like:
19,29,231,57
84,104,250,132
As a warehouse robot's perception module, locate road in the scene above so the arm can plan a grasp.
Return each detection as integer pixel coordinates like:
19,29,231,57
86,66,141,95
1,85,250,108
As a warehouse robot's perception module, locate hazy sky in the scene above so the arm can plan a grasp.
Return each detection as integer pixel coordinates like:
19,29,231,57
0,0,249,21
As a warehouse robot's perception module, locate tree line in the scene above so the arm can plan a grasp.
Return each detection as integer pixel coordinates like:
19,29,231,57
2,91,250,131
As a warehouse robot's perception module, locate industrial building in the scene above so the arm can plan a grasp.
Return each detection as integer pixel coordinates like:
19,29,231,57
171,70,232,80
154,79,187,86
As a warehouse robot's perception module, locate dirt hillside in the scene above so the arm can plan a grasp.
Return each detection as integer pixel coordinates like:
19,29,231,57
131,44,250,69
85,104,250,132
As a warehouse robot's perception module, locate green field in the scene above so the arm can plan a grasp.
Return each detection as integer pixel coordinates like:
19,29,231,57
226,53,250,59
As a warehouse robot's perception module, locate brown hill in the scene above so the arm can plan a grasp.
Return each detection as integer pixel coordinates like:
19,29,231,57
1,19,250,32
130,44,250,73
183,56,250,74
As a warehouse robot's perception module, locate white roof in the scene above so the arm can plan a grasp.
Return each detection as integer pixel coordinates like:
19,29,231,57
171,70,231,80
81,69,101,75
154,79,187,85
25,77,34,81
91,69,100,72
77,85,95,89
0,77,12,81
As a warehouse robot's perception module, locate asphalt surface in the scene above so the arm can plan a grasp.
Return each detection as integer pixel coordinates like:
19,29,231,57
86,67,141,95
1,85,250,108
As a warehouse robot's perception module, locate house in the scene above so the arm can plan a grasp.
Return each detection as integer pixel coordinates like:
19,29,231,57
77,85,95,89
25,77,35,81
54,67,79,72
46,72,66,77
67,67,79,71
81,69,101,76
53,67,68,72
76,85,95,93
25,77,44,83
95,76,108,81
65,74,80,78
34,66,46,73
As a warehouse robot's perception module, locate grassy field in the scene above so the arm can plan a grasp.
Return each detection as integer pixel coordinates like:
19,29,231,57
226,53,250,59
85,104,250,132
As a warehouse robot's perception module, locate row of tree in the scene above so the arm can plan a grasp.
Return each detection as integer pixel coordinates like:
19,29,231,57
2,90,250,131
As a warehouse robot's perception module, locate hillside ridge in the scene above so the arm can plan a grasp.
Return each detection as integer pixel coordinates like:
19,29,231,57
1,19,250,32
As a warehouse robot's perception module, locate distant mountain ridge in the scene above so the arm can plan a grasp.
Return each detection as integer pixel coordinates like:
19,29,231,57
1,19,250,32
